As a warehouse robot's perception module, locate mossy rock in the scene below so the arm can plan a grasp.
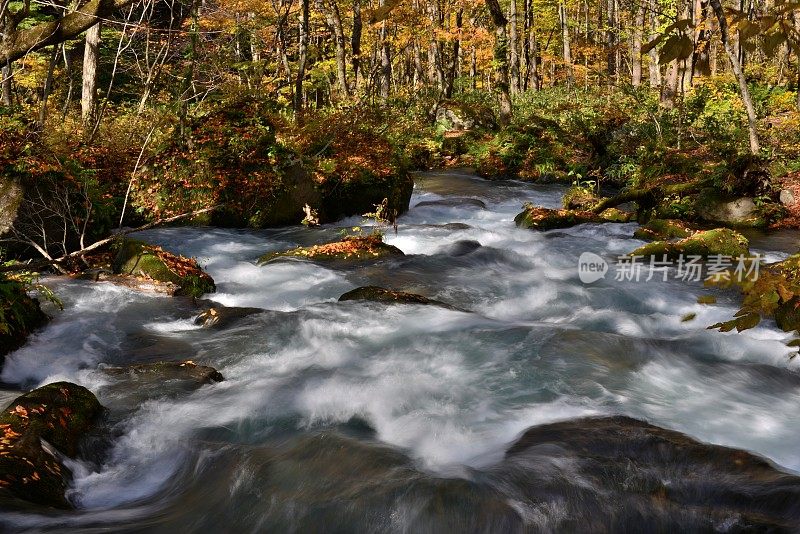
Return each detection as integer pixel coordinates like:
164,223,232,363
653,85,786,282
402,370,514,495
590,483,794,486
514,206,632,231
258,235,404,264
775,297,800,332
631,228,749,259
633,219,696,241
0,382,103,508
599,208,635,223
319,172,414,223
0,281,49,361
112,239,215,298
338,286,461,310
562,186,603,211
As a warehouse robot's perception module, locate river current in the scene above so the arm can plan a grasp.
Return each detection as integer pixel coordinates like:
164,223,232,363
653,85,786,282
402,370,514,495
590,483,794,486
2,171,799,531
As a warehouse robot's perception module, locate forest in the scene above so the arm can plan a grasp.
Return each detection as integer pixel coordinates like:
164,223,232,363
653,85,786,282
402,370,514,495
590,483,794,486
2,0,800,529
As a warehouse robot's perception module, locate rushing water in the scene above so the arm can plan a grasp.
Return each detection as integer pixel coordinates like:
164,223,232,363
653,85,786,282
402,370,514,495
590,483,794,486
2,171,800,531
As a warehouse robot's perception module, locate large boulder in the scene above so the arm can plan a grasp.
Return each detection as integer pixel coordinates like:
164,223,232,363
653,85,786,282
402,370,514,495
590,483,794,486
631,228,749,259
0,280,49,361
502,416,800,530
319,172,414,223
112,239,215,298
0,382,103,508
338,286,461,310
693,189,765,227
435,100,496,131
258,235,404,265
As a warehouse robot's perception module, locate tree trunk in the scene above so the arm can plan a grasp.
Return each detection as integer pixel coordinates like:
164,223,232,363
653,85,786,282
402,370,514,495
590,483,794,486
606,0,617,79
648,0,661,88
631,0,645,86
81,21,101,125
485,0,512,125
1,63,12,107
38,44,59,127
294,0,310,117
693,0,712,77
559,1,573,86
379,16,391,100
352,0,362,90
509,0,520,93
445,9,462,98
326,0,350,97
709,0,760,155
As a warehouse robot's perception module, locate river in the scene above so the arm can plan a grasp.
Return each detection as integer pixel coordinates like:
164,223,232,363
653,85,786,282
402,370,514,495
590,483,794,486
2,171,799,531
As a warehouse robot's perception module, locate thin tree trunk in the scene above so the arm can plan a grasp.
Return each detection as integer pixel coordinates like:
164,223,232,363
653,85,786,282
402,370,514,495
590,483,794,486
709,0,760,155
648,0,662,89
509,0,520,93
1,63,12,107
560,1,573,86
693,0,712,77
632,0,645,86
81,21,101,125
294,0,309,117
38,44,59,127
352,0,362,90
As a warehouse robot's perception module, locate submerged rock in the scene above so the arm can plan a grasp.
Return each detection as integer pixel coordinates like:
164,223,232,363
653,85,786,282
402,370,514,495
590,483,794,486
194,306,264,329
338,286,460,310
514,205,633,230
258,235,403,264
0,382,103,508
415,198,487,210
632,218,696,241
502,416,800,530
631,228,749,259
0,281,48,361
113,239,216,298
103,360,224,386
440,240,482,257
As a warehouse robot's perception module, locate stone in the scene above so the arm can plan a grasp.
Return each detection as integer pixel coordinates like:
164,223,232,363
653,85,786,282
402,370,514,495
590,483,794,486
338,286,461,310
258,235,404,264
0,382,103,508
631,228,749,259
112,239,215,298
780,189,796,206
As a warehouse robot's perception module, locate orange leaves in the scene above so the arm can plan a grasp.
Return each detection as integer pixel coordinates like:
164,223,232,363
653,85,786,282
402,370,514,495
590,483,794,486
10,406,28,419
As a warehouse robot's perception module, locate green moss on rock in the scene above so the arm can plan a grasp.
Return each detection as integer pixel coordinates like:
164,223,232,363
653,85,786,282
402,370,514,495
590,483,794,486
633,219,696,241
0,382,103,508
631,228,749,259
112,239,215,297
514,205,632,230
562,186,603,211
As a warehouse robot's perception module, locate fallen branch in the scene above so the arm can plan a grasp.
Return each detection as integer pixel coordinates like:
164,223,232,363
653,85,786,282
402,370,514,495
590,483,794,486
0,205,223,274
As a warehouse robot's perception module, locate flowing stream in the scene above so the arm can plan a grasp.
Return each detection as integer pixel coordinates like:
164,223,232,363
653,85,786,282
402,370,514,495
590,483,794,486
2,171,800,531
